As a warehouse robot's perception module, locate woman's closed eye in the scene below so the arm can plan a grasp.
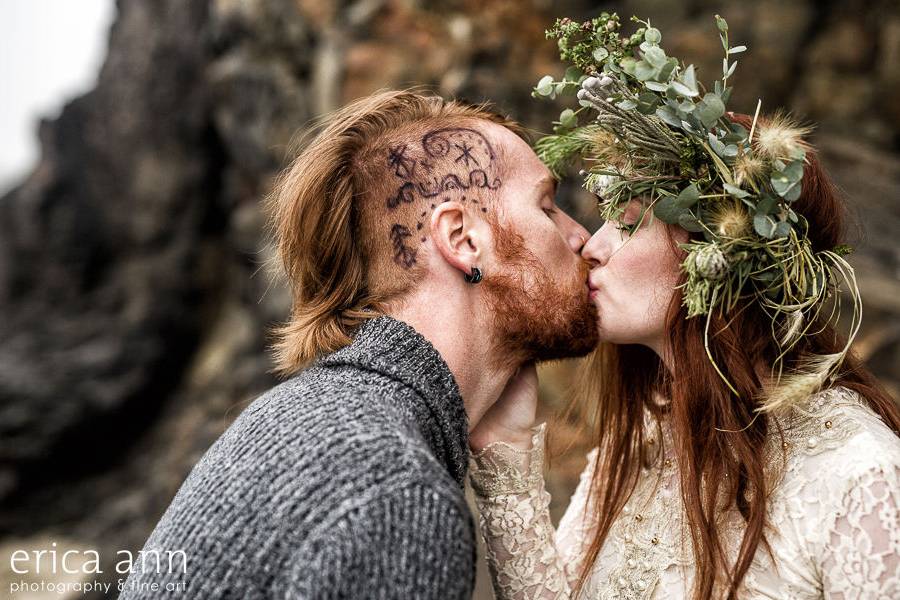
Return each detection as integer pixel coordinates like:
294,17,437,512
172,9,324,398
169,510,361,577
616,221,637,235
543,207,558,218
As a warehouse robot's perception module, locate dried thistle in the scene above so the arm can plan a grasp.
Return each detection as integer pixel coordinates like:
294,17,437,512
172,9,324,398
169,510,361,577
708,200,751,239
753,111,813,162
733,152,768,187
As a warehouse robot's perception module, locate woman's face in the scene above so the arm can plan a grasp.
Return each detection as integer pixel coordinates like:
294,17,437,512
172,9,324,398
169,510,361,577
581,198,688,355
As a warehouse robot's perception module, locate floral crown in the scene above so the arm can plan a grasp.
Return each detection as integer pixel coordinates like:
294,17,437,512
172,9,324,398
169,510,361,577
533,13,861,412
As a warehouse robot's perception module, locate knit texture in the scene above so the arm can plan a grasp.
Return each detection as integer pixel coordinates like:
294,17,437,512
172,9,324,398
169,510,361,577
119,316,475,599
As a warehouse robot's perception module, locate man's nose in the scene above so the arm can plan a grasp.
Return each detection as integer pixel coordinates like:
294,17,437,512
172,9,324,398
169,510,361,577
562,214,591,253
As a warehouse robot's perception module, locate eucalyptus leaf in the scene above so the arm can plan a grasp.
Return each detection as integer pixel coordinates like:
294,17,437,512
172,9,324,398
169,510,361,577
671,80,699,97
564,66,583,81
634,61,657,81
645,27,662,44
658,58,678,82
753,213,776,238
592,47,609,62
645,81,669,92
620,57,637,76
708,132,727,156
771,172,800,199
677,99,696,113
787,208,798,223
678,213,705,232
636,92,660,114
722,86,733,105
536,75,554,96
675,183,700,208
782,159,804,182
616,98,638,110
783,181,802,202
722,130,746,144
656,105,682,127
682,64,697,91
559,108,577,129
654,195,687,224
756,195,778,215
723,182,750,198
643,46,667,68
773,221,791,238
696,93,726,128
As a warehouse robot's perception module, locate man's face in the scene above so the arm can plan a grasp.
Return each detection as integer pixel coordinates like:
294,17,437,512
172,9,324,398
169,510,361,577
480,125,599,364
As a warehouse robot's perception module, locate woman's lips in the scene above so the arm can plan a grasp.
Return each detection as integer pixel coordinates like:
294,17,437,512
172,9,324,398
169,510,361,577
588,274,601,299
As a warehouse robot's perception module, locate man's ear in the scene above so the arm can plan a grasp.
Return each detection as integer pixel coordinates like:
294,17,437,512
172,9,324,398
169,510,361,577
430,201,487,277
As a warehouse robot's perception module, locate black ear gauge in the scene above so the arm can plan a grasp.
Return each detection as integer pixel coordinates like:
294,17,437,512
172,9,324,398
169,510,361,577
464,267,483,284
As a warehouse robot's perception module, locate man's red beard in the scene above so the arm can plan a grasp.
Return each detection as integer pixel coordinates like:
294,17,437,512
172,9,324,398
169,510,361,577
482,220,599,368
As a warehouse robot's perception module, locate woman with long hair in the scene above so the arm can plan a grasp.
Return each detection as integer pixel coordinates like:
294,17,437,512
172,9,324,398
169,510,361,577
466,13,900,599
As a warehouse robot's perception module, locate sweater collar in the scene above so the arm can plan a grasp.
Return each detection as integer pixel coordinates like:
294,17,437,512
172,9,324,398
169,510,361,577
317,315,470,487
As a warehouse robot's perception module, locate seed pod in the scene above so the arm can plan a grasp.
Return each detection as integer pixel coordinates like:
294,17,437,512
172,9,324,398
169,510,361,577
692,245,729,280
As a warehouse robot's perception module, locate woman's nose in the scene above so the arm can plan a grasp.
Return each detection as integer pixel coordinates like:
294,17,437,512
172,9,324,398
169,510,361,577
580,227,608,266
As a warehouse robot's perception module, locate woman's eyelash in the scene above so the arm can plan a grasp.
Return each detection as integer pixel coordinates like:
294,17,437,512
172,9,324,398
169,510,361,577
543,207,558,216
616,222,637,235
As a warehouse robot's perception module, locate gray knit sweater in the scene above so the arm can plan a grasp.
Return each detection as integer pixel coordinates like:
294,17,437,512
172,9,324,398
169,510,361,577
119,316,475,599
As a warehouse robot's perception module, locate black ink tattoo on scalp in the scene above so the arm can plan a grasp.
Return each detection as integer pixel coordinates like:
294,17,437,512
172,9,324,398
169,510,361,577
387,182,416,209
382,127,502,269
390,224,417,268
454,142,479,167
387,144,416,179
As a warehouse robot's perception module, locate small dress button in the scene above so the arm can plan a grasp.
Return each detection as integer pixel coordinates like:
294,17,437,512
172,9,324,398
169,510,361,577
807,436,819,449
637,581,647,591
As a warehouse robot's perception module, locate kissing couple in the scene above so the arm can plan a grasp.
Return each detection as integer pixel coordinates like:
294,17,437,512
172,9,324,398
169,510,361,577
123,13,900,600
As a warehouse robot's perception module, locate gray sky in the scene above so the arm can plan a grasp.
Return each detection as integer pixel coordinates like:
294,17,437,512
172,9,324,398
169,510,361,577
1,0,115,195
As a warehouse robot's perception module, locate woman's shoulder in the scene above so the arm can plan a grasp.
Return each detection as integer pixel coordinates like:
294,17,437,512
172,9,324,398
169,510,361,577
775,384,900,483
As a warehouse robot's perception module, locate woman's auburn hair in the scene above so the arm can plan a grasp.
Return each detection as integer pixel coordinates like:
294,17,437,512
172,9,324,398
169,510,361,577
555,112,900,599
261,89,528,377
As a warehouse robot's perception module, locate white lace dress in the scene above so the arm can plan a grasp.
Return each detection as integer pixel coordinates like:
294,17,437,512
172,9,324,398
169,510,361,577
468,385,900,599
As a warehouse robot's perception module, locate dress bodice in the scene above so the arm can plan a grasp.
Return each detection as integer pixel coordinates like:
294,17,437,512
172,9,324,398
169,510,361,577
468,385,900,599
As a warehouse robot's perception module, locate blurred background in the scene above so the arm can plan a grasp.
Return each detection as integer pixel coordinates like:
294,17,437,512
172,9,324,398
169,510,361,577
1,0,898,598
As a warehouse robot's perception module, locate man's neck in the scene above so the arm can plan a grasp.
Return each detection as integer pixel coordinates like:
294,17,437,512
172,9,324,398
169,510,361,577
386,288,518,433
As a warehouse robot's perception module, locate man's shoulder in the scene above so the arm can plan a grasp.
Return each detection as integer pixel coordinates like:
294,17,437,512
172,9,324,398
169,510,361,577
192,368,458,497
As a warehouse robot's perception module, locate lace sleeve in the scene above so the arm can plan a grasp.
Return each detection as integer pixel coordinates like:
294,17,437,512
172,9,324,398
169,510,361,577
468,423,599,600
820,462,900,599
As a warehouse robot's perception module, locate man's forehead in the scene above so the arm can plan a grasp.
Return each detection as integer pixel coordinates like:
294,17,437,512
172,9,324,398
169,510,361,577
482,122,552,183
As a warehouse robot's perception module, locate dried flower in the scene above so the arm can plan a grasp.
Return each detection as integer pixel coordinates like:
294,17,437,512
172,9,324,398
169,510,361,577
690,244,730,280
733,152,767,186
753,111,813,161
709,201,750,238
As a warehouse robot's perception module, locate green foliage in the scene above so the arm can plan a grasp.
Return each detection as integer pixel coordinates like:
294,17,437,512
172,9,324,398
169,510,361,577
530,11,863,407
